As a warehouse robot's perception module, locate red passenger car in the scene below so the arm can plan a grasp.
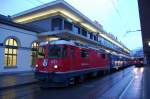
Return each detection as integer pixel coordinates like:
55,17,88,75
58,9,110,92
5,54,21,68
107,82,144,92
35,40,109,87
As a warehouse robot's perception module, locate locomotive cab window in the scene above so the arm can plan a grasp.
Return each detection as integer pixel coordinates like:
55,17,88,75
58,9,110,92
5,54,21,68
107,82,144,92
101,54,106,59
70,48,74,57
48,45,66,58
80,50,89,58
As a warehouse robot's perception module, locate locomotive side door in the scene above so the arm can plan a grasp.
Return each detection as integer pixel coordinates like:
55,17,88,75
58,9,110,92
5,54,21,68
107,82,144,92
69,47,76,70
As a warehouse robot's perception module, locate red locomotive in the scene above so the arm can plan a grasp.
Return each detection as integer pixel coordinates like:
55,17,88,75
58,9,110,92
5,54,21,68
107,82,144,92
35,40,131,87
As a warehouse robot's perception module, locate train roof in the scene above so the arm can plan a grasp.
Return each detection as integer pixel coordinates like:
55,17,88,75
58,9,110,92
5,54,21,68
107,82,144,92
40,40,131,58
40,40,105,52
40,40,75,46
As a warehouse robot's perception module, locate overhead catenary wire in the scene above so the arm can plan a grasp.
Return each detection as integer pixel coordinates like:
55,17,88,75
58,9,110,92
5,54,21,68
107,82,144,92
110,0,131,37
125,30,141,36
35,0,44,4
25,0,44,6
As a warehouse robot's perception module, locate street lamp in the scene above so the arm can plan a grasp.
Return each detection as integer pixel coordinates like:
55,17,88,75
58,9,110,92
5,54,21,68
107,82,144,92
126,30,141,33
124,29,141,37
148,41,150,46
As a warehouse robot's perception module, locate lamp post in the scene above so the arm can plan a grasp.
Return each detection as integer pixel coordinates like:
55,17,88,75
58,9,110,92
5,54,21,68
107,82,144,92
148,42,150,46
126,29,141,33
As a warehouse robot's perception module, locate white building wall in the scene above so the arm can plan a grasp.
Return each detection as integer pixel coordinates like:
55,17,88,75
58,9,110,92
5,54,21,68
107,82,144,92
0,23,38,74
0,47,4,71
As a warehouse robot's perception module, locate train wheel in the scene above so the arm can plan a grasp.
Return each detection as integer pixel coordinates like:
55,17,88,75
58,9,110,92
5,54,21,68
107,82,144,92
91,72,98,78
78,76,84,83
68,77,75,85
103,70,107,75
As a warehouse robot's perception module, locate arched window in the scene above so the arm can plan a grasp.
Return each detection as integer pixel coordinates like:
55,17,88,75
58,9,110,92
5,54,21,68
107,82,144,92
4,38,18,67
31,42,39,66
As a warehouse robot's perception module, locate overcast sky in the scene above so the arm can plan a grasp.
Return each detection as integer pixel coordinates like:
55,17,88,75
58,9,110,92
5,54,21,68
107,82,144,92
0,0,142,50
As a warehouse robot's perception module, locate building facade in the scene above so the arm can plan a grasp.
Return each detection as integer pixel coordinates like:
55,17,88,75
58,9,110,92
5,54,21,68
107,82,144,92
0,0,130,74
0,15,39,74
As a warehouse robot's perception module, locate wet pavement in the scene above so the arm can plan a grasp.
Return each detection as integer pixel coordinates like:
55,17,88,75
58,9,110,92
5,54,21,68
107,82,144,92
0,66,144,99
119,67,144,99
0,72,37,90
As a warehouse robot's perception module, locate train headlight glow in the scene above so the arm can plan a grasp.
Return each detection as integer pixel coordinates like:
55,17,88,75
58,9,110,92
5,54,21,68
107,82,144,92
140,67,144,73
35,64,38,67
54,65,58,69
140,61,143,63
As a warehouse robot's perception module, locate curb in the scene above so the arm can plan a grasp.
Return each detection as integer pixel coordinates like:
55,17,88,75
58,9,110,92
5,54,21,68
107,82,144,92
0,81,37,91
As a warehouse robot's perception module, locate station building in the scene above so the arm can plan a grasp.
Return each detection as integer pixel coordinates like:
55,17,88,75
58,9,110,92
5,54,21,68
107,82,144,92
0,0,130,74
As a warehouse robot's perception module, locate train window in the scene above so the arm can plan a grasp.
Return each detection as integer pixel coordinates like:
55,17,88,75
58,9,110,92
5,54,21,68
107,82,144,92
62,47,67,57
101,54,106,59
48,46,66,58
70,48,74,57
80,50,89,58
38,46,45,58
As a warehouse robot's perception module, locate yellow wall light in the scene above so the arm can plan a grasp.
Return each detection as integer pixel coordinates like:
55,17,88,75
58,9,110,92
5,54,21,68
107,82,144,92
59,9,81,22
81,23,98,32
99,33,129,53
13,9,59,23
13,8,82,24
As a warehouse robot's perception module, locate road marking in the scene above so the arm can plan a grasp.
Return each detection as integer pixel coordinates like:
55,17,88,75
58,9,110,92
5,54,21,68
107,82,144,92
118,78,134,99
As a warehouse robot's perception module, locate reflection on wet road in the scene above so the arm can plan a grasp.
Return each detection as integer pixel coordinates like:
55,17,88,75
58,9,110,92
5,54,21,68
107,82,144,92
0,66,144,99
119,67,144,99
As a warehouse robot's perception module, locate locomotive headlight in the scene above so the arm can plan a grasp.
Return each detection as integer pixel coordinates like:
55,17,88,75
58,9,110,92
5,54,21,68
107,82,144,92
35,64,38,67
140,67,144,73
54,65,58,69
140,61,143,63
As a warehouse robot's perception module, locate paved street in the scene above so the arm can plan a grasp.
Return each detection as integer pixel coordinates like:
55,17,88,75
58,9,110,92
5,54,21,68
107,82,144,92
0,66,144,99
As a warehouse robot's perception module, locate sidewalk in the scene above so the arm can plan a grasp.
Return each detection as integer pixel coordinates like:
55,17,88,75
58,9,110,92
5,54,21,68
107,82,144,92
143,65,150,99
0,72,37,90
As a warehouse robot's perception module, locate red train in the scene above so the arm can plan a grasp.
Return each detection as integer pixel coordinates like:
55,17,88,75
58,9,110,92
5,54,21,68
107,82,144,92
35,40,132,87
133,57,144,67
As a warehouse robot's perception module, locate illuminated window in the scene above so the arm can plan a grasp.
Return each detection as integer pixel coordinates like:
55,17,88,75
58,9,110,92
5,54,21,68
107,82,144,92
31,42,39,66
38,46,45,58
4,38,18,67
